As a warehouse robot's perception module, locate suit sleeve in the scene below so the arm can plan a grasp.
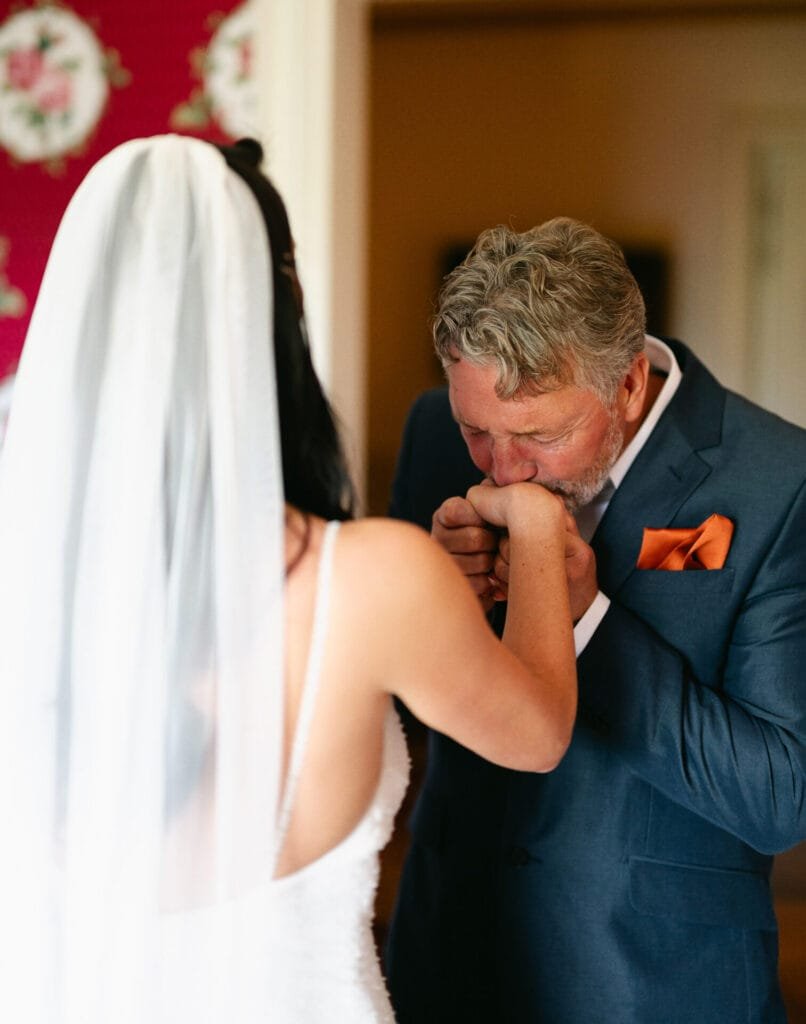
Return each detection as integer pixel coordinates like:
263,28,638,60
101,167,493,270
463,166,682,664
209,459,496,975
578,477,806,854
389,398,421,525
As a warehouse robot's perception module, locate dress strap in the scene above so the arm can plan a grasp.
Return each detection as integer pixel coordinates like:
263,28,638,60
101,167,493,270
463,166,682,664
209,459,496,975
272,519,341,870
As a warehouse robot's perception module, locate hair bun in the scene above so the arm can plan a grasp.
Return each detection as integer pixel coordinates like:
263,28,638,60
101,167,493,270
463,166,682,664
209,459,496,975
233,137,264,167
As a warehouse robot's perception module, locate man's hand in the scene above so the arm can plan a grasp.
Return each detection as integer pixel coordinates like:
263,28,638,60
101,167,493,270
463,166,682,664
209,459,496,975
478,509,600,623
431,496,501,611
464,481,568,607
563,514,598,622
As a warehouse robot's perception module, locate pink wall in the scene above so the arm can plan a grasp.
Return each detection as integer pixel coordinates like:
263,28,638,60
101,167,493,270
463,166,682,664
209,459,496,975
0,0,252,378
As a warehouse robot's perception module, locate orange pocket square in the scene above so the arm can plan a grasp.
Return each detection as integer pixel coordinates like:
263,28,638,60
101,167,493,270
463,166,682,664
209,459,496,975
636,514,734,570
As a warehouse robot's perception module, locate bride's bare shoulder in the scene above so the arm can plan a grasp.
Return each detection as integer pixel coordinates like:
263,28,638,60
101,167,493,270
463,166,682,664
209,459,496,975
336,517,450,580
331,518,468,634
338,516,433,550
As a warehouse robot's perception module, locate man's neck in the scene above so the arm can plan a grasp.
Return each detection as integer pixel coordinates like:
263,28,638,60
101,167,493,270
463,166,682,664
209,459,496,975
623,369,665,450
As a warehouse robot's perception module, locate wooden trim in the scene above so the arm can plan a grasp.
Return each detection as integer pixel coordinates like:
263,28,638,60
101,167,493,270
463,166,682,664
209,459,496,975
372,1,806,30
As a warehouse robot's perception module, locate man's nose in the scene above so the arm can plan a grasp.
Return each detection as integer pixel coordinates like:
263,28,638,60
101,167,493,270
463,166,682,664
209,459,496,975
490,446,537,486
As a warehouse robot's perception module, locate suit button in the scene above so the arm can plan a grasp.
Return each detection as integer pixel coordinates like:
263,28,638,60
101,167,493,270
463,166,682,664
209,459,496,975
507,845,531,867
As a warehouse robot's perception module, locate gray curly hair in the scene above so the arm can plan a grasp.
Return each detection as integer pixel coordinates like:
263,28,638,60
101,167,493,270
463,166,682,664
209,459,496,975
433,217,647,403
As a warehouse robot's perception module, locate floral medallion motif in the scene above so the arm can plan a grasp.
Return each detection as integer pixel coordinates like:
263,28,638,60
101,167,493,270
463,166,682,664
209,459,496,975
0,3,129,170
0,236,27,319
171,0,257,140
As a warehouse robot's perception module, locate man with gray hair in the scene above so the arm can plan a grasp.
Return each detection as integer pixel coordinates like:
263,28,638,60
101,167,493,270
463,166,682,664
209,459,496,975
386,217,806,1023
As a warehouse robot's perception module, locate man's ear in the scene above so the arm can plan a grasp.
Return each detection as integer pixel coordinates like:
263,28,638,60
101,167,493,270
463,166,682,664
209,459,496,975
618,352,650,424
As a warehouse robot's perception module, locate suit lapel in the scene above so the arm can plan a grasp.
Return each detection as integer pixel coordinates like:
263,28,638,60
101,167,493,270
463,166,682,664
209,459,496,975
591,340,726,597
593,422,712,595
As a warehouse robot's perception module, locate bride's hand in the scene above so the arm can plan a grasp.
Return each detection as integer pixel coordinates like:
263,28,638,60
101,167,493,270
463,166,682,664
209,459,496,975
465,481,566,536
465,483,567,601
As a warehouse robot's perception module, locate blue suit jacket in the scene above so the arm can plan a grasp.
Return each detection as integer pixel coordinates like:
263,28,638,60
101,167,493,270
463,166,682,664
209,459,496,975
386,341,806,1024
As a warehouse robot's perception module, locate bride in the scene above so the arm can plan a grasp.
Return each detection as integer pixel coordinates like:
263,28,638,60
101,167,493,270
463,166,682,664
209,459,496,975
0,135,575,1022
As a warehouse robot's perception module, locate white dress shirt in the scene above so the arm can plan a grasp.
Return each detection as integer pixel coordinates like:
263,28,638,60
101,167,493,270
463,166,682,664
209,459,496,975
573,336,682,656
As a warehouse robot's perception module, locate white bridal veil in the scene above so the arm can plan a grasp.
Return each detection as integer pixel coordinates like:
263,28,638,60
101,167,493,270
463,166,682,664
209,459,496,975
0,136,286,1021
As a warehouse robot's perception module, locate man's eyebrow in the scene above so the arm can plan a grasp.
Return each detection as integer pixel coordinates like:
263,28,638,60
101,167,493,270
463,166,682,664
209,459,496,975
455,422,566,440
513,426,563,439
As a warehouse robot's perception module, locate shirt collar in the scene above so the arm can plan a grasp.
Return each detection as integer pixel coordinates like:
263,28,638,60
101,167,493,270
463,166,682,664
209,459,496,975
608,335,681,492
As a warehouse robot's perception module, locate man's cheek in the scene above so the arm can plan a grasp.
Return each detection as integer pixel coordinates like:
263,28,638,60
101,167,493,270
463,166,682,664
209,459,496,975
464,438,491,475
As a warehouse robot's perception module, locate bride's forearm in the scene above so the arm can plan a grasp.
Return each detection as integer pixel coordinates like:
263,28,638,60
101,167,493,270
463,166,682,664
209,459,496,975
464,481,577,737
501,499,577,745
505,530,575,682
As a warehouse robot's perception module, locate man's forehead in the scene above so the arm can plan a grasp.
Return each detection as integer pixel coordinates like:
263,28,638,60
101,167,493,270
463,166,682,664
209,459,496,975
446,357,600,432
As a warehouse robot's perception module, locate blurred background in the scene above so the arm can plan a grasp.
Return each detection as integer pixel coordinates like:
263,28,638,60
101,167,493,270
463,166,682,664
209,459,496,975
368,0,806,516
1,0,805,1016
367,4,806,1019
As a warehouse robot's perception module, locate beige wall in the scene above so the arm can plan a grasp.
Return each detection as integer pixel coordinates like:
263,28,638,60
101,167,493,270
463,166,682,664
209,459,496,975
255,0,369,497
368,7,806,513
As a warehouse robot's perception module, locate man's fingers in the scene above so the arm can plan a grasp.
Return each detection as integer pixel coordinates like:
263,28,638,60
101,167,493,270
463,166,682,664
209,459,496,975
432,498,499,556
434,495,485,530
563,529,599,622
493,552,510,584
564,527,594,563
431,495,505,612
466,572,499,612
436,524,498,556
466,572,495,599
455,551,497,576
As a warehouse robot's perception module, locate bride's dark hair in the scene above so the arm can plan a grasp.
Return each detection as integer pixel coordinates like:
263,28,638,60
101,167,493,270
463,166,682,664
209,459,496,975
217,139,355,524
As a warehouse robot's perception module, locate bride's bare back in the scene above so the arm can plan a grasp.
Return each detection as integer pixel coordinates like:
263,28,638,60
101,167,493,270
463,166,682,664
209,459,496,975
276,485,576,878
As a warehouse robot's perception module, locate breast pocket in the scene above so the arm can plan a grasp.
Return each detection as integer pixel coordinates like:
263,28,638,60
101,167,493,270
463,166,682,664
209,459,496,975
618,569,736,678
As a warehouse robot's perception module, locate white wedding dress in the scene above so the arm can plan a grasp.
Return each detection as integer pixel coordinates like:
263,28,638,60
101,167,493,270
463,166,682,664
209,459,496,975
0,136,408,1023
161,522,410,1023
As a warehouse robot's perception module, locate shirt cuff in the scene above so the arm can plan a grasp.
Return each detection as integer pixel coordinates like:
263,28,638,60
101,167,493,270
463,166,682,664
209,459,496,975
574,590,610,657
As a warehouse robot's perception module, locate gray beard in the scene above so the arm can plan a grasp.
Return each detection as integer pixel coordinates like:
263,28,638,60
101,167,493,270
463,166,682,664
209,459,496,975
540,408,625,514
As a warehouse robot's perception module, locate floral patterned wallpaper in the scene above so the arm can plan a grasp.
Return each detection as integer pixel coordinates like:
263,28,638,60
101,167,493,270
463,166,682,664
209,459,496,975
0,0,257,380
